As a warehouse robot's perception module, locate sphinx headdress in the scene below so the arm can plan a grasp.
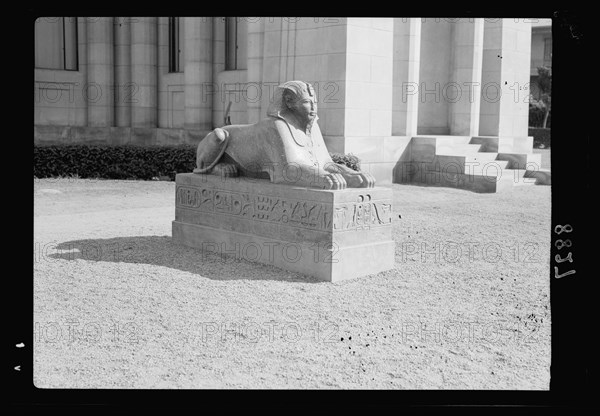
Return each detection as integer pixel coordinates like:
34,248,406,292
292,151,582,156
266,80,316,117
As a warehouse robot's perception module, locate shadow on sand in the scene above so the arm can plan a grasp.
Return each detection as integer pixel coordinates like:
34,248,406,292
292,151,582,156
49,236,324,283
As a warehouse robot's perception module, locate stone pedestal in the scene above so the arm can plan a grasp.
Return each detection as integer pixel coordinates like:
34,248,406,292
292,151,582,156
172,173,395,282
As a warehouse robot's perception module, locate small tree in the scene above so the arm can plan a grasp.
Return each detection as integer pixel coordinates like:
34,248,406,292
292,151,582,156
536,66,552,128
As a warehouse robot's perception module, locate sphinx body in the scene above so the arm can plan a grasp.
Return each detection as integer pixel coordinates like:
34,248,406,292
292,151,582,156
193,81,375,190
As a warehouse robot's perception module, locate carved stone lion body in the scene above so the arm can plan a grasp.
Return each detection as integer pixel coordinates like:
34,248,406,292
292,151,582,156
194,81,375,190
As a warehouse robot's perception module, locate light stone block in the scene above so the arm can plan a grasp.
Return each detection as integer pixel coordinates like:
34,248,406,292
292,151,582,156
321,108,345,136
172,173,395,282
370,110,392,136
318,81,345,110
294,28,320,56
263,32,282,57
130,127,157,144
502,28,519,51
366,161,396,186
295,18,320,30
292,55,319,81
369,84,393,110
324,53,347,81
371,18,393,32
347,18,372,28
383,136,412,162
370,56,393,83
344,108,371,136
321,25,347,54
322,136,345,154
346,53,372,81
344,136,385,163
345,81,372,109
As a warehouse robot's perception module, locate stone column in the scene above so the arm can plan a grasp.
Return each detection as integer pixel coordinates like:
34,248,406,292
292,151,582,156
86,17,114,127
343,18,394,139
392,18,421,136
257,18,395,181
449,18,484,136
131,17,158,127
259,18,284,118
184,17,212,131
157,17,169,128
417,19,453,135
76,17,88,126
264,18,394,143
114,17,131,127
246,17,265,124
479,19,532,137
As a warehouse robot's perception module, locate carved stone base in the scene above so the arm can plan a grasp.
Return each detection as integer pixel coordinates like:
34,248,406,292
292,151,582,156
172,173,395,282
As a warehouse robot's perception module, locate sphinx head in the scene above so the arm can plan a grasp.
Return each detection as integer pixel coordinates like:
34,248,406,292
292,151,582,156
281,81,318,126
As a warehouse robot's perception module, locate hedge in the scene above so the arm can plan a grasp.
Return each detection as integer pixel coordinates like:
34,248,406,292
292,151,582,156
529,128,551,149
529,107,551,128
34,144,362,180
34,144,196,180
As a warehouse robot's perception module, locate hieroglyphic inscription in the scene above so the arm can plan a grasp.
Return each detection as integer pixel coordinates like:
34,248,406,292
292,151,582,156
332,194,393,230
176,186,391,231
177,185,333,230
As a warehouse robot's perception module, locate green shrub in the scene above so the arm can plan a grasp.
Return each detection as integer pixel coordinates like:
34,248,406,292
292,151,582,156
529,98,551,128
330,152,361,172
34,144,196,180
34,144,364,179
529,128,551,149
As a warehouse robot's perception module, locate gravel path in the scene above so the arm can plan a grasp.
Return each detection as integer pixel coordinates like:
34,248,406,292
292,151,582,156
34,178,551,389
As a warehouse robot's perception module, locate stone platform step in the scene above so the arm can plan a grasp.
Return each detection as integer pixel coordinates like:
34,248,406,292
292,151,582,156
496,169,538,191
432,155,509,175
470,136,534,154
396,135,550,192
436,152,501,163
497,152,543,170
436,143,482,155
409,167,536,193
524,168,551,185
415,135,473,145
499,168,537,182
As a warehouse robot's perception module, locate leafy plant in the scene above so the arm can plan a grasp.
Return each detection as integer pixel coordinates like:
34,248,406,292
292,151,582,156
535,66,552,128
330,153,361,172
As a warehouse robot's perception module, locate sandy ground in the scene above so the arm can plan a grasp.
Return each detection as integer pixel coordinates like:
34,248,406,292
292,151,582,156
34,177,551,389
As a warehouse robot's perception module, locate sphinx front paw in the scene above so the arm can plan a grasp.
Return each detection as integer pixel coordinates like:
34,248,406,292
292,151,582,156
323,172,347,190
357,172,376,188
341,171,376,188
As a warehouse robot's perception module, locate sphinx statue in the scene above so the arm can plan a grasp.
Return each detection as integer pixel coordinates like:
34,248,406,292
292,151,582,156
193,80,376,190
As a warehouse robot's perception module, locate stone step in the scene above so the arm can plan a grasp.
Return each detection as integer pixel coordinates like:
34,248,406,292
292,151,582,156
408,170,501,193
497,152,542,170
497,169,538,184
398,165,538,193
436,152,500,162
436,143,482,155
432,155,509,175
399,135,545,192
494,169,536,192
414,135,473,145
524,168,551,185
470,136,534,154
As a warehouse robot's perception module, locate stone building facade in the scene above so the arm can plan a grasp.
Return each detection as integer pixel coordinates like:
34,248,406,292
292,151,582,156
34,17,543,191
